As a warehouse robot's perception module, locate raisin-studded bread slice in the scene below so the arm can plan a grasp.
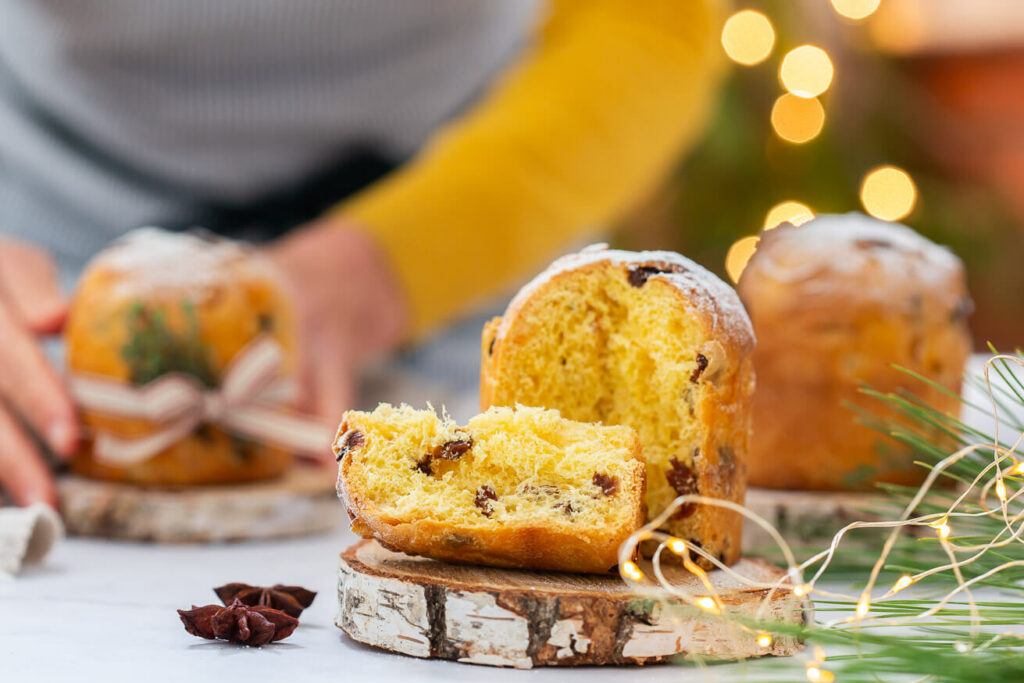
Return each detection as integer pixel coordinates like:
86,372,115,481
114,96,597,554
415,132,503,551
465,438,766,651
481,244,755,567
333,404,645,574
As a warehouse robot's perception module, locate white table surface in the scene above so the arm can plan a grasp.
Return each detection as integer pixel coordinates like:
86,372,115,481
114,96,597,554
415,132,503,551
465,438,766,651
2,524,772,683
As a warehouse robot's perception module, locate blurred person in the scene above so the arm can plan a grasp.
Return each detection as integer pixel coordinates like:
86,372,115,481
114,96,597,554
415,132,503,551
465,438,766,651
0,0,725,506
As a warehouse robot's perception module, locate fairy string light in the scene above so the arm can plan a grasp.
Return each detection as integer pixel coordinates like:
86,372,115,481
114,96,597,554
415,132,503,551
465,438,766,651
617,355,1024,680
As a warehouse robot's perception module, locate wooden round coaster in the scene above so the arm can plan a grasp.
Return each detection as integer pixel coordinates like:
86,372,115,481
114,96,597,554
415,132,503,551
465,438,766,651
58,466,338,543
336,539,806,668
743,487,888,549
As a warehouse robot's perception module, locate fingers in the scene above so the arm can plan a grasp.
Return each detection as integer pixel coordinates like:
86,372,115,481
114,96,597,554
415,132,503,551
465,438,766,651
0,406,57,507
312,341,356,427
0,238,67,333
290,342,353,467
0,298,78,457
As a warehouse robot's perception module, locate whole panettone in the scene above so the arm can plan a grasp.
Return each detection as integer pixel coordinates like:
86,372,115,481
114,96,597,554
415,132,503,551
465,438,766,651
481,245,755,567
737,214,972,491
65,228,298,485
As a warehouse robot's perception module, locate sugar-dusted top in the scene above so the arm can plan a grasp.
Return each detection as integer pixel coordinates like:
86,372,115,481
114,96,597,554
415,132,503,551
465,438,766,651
497,243,754,350
84,227,276,298
743,213,964,297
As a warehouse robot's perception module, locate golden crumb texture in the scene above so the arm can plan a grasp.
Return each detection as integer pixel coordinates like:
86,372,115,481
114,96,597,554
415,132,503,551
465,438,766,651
480,248,755,568
334,404,646,574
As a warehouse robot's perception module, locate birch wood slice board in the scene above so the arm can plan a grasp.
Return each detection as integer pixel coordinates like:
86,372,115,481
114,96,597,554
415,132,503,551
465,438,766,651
743,487,889,550
336,539,807,669
57,465,338,543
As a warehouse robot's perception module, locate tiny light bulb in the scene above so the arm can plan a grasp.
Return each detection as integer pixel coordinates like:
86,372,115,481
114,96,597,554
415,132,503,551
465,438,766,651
855,594,870,618
996,478,1008,503
937,521,951,540
696,596,719,614
892,575,913,593
757,633,773,648
805,664,835,683
793,583,812,597
621,561,644,582
667,537,687,555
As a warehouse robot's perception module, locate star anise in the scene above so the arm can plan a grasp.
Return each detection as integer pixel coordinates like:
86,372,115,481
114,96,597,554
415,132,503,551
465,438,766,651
213,583,317,618
178,599,298,646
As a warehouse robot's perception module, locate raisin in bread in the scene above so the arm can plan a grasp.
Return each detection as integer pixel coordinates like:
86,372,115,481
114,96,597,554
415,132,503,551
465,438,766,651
480,245,755,568
738,213,972,490
66,228,297,485
333,404,645,573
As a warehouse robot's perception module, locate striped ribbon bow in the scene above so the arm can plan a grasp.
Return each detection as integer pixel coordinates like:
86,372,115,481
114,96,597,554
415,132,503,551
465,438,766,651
69,336,332,466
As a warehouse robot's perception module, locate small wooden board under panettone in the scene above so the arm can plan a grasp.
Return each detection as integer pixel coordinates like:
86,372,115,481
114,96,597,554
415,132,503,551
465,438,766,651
742,487,892,550
58,465,337,543
336,540,807,668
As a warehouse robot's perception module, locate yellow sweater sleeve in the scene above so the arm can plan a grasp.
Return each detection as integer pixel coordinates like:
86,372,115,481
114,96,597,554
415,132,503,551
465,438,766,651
341,0,725,337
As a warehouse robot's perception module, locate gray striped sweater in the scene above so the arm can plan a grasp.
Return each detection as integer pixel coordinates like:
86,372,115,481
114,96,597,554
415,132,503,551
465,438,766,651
0,0,537,279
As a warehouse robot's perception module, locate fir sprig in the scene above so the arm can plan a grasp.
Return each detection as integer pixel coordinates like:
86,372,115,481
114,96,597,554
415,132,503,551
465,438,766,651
120,300,218,387
738,351,1024,682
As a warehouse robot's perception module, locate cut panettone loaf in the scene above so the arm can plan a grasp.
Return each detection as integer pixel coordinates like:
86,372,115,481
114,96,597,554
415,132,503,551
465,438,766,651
481,245,755,567
333,404,645,574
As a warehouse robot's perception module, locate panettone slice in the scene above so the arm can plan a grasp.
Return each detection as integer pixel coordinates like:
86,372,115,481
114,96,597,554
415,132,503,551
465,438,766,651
334,403,645,574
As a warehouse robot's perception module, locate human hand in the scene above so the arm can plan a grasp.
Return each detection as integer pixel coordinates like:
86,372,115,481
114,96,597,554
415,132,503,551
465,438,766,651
0,238,79,506
267,223,407,435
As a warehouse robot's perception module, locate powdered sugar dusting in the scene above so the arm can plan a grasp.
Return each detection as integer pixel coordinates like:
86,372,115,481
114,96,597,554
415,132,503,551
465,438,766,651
746,213,963,294
497,244,754,349
85,227,274,299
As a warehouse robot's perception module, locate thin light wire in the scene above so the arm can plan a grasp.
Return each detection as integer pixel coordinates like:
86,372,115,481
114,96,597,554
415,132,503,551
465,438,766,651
618,355,1024,676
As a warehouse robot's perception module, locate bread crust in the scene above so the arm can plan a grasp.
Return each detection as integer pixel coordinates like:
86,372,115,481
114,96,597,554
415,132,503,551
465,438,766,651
480,249,755,567
65,230,296,485
334,416,646,574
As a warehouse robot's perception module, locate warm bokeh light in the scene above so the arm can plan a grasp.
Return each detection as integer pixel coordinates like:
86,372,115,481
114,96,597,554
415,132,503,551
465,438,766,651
860,165,917,221
779,45,834,98
868,0,928,54
621,560,644,582
929,516,952,540
695,596,719,614
830,0,881,20
892,575,914,593
805,664,835,683
764,200,814,230
756,633,773,648
721,10,776,66
667,537,686,554
855,594,870,618
770,94,825,143
725,235,760,283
